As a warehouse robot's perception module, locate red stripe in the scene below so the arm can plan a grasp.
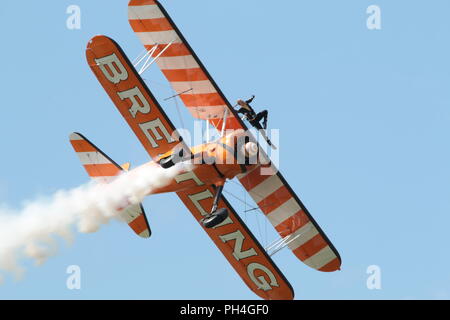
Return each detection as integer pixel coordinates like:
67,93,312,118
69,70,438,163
274,210,310,237
210,117,242,131
187,106,229,116
144,43,191,57
83,164,121,177
162,68,207,82
293,234,328,262
128,214,148,235
129,18,172,32
239,165,273,190
129,0,156,5
228,118,242,130
257,186,291,215
71,140,97,153
180,93,225,107
319,257,341,272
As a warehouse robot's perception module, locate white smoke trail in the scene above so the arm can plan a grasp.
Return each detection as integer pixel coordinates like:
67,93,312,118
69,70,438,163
0,162,191,281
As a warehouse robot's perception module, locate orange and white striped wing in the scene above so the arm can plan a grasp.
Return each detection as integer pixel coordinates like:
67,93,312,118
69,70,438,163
238,164,341,272
70,132,151,238
128,0,244,131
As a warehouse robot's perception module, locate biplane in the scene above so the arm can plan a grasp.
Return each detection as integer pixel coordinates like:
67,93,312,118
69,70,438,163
70,0,341,300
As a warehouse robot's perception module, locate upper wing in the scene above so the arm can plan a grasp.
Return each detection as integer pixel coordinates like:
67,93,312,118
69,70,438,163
128,0,342,272
86,35,181,159
128,0,244,131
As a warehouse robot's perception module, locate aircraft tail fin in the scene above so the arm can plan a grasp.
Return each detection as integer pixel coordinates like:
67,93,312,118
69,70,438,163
69,132,151,238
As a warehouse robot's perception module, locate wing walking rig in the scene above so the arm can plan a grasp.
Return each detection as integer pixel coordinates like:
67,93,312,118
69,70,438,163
71,0,341,300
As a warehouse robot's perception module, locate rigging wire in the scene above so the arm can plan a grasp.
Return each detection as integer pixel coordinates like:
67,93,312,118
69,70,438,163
132,48,148,65
224,179,270,247
141,78,186,130
137,61,187,131
244,185,247,226
164,88,193,101
223,189,254,208
172,92,186,131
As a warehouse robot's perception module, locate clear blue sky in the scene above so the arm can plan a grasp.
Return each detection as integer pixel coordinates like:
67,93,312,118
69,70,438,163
0,0,449,299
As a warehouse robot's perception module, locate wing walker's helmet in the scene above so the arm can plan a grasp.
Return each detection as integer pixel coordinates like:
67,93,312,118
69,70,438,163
237,99,245,106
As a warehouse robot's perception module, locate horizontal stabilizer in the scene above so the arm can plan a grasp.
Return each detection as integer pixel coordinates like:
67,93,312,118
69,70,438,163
69,132,151,238
69,132,121,183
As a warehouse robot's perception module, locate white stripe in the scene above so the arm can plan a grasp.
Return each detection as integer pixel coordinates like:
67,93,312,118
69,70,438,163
120,204,143,223
139,229,150,238
171,80,217,94
188,105,230,119
157,55,199,70
119,211,133,223
303,246,337,270
238,163,277,180
128,5,164,20
249,175,283,203
236,165,260,180
286,222,318,251
135,31,181,46
69,133,83,141
77,152,110,165
266,198,301,227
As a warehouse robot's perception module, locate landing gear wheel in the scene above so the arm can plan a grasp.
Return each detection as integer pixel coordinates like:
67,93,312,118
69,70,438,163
159,155,176,169
158,149,185,169
201,208,229,228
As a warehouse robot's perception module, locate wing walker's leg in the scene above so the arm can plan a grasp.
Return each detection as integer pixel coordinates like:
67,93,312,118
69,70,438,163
201,185,229,228
259,129,277,150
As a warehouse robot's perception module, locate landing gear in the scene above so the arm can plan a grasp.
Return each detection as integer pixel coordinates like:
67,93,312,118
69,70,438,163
159,154,176,169
201,185,229,228
202,208,229,228
158,148,190,169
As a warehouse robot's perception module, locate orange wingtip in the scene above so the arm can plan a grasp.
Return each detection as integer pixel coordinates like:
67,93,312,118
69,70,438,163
129,0,156,6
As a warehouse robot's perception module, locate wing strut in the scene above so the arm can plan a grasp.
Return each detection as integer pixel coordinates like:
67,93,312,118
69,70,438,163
200,184,230,229
134,40,175,75
265,225,313,257
205,120,210,143
220,108,229,137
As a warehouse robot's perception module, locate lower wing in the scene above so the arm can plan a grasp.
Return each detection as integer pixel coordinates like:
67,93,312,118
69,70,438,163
176,184,294,300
